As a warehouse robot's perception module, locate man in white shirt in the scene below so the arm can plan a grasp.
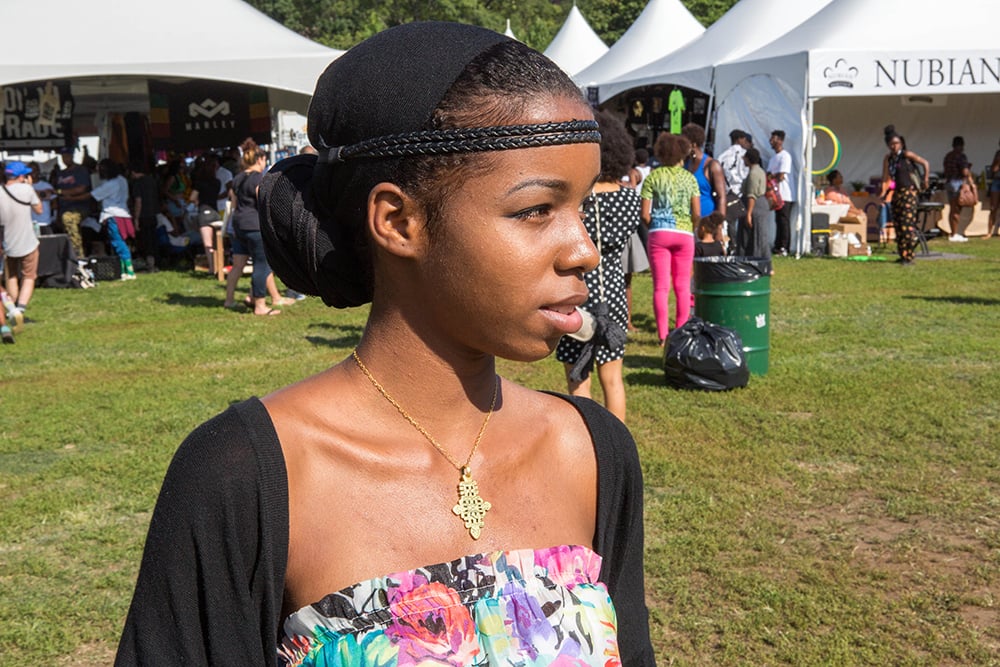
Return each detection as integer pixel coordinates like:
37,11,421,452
767,129,794,256
718,130,750,252
718,130,750,196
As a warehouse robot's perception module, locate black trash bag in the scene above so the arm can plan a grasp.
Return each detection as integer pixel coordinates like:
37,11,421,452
692,255,772,283
568,302,628,383
663,316,750,391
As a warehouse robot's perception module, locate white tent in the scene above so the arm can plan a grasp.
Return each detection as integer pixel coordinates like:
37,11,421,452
503,19,518,40
714,0,1000,252
599,0,834,101
0,0,342,118
572,0,704,89
543,5,609,77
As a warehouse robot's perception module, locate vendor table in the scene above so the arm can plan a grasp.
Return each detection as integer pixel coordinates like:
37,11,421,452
37,233,77,287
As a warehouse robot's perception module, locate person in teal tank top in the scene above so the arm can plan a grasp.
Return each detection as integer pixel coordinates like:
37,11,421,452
681,123,726,220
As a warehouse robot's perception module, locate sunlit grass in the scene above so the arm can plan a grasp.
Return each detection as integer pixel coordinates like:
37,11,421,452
1,236,999,665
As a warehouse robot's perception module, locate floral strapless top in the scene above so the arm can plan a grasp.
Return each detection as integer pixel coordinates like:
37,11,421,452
278,544,621,666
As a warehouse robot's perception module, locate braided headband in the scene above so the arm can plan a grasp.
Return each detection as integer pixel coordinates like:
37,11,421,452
317,120,601,164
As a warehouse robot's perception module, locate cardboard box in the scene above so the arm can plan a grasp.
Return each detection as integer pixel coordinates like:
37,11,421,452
830,221,866,240
847,243,871,257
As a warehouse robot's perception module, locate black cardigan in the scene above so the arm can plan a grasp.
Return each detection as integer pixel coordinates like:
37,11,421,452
115,394,655,666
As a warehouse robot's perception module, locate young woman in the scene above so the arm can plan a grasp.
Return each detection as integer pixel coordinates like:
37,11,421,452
188,154,223,271
224,137,295,315
116,22,653,667
681,123,726,219
989,139,1000,237
556,109,640,423
695,211,726,258
880,126,930,264
641,132,700,345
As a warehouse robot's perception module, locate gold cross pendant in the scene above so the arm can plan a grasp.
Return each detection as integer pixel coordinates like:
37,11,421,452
452,467,491,540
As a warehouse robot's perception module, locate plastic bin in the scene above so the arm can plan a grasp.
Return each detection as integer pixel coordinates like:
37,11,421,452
692,256,772,375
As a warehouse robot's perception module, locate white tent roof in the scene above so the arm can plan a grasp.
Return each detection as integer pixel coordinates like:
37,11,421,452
572,0,703,89
0,0,342,108
543,6,609,77
716,0,1000,102
712,0,1000,251
599,0,834,100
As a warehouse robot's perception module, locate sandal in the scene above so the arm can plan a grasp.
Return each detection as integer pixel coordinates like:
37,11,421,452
254,308,281,316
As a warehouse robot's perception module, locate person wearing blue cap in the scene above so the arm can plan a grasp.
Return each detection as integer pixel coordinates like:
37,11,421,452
1,161,43,329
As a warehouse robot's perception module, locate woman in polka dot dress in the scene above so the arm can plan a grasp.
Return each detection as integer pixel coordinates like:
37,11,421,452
556,110,639,422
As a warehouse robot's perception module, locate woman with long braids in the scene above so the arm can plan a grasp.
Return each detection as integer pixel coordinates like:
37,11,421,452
880,125,930,264
116,22,654,667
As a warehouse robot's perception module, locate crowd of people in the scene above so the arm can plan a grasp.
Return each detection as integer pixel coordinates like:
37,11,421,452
3,18,997,664
0,139,305,342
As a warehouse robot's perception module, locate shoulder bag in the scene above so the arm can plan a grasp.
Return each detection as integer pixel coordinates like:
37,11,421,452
957,181,978,207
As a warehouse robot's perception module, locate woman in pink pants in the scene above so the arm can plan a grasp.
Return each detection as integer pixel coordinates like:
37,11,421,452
640,133,701,344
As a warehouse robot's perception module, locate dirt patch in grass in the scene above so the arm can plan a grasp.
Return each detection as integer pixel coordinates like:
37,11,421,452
788,490,1000,640
57,640,115,666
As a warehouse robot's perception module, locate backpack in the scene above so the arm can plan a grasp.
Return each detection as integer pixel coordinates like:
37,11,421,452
765,176,784,211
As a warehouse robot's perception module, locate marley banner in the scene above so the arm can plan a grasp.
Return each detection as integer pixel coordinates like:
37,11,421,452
0,80,75,151
148,80,271,151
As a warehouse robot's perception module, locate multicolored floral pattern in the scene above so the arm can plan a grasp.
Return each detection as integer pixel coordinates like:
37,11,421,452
278,545,621,666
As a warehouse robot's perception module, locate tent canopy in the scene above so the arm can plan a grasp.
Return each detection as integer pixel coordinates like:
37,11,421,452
572,0,703,90
713,0,1000,250
0,0,342,114
599,0,834,101
543,5,608,77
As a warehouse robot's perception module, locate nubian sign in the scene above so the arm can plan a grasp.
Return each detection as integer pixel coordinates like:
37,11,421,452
810,52,1000,96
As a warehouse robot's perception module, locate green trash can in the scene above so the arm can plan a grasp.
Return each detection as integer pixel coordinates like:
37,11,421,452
692,256,772,375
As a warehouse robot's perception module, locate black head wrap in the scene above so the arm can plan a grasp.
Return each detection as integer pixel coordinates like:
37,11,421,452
259,22,598,307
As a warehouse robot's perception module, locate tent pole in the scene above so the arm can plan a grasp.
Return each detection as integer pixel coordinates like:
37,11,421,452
801,97,815,259
705,69,717,154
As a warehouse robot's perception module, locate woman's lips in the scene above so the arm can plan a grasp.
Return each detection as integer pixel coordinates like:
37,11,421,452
541,303,585,335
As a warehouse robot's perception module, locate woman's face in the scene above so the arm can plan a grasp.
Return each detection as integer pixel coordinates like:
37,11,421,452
410,96,601,362
888,137,903,152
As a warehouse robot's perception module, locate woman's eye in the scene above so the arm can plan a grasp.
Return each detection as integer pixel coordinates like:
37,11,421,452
512,205,552,221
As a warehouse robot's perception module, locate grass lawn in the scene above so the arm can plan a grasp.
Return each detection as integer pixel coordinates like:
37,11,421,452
1,237,999,666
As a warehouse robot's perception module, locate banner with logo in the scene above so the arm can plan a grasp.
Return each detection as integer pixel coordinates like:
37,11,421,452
147,80,271,151
811,51,1000,97
0,80,75,151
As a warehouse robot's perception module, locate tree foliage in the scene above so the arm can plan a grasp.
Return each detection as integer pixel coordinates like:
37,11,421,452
247,0,739,52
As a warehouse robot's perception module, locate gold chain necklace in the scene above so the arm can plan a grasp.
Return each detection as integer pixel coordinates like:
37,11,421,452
351,350,498,540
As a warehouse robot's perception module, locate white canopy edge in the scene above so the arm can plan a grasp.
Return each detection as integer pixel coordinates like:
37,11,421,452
572,0,703,89
599,0,834,101
543,5,609,77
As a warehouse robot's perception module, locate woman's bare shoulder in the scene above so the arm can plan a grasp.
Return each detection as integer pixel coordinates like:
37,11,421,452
501,383,595,448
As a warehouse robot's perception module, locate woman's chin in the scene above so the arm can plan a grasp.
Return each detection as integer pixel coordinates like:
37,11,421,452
495,338,561,364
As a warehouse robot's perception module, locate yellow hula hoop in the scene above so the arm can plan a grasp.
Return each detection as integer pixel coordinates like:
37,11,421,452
811,124,841,176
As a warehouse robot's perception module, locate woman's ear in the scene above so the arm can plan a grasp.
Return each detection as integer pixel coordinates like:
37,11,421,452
367,182,426,259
